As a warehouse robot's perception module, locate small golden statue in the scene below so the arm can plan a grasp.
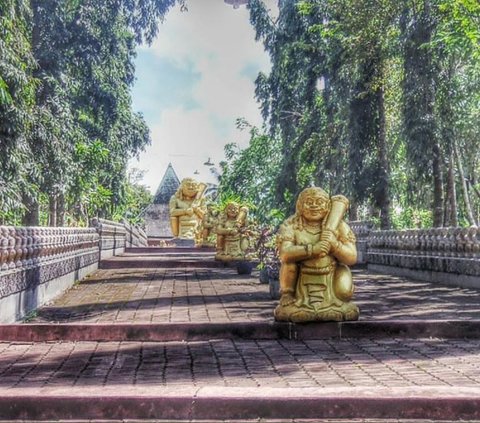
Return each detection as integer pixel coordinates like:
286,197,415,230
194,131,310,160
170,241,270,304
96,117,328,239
169,178,206,240
199,203,219,247
275,187,359,323
215,202,250,261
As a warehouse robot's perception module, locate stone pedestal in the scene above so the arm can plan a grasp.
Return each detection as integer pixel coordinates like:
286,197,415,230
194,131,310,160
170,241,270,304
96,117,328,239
171,238,195,248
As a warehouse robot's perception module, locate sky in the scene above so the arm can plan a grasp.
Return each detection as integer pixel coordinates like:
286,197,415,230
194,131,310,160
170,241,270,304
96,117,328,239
130,0,277,193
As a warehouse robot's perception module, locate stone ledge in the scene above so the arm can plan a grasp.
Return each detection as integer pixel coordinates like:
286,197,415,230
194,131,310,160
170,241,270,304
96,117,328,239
0,261,98,323
1,385,480,420
2,320,480,341
99,257,223,269
125,247,215,254
368,263,480,289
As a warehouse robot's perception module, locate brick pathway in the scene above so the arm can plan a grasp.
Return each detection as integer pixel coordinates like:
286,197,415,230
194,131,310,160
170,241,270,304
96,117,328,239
3,249,480,421
1,338,480,390
30,265,480,324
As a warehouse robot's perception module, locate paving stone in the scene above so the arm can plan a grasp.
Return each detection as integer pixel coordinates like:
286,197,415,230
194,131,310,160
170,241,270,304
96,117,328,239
0,338,480,390
29,264,480,324
3,249,480,421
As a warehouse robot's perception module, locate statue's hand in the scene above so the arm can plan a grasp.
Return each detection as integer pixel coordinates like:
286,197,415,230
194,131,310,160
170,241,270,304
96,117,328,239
322,228,342,254
321,228,337,244
185,208,194,216
313,240,331,257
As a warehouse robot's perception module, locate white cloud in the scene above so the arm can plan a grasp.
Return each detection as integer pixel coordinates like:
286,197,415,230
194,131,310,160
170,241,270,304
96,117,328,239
131,1,277,193
132,106,253,191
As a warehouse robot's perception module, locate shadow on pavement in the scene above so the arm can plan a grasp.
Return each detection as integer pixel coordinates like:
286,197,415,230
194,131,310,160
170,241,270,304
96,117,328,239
0,337,478,389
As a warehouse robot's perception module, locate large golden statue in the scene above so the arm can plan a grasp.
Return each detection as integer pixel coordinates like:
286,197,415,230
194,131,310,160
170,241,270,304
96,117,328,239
215,202,250,261
169,178,206,240
275,187,359,322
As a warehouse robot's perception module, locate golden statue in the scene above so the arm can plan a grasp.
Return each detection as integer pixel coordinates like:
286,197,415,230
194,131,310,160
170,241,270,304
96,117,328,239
200,204,219,247
215,202,250,261
275,187,359,323
169,178,206,240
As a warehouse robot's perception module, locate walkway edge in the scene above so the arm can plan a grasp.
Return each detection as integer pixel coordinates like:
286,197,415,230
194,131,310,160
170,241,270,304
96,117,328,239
1,320,480,341
1,386,480,420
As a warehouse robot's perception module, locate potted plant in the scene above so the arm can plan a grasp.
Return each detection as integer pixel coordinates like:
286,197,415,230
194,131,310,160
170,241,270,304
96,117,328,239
255,226,281,298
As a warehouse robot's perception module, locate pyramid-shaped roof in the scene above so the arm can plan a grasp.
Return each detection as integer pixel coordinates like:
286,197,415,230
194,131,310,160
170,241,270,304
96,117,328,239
153,163,180,204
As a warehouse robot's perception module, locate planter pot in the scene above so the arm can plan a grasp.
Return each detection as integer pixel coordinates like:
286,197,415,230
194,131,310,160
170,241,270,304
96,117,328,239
236,260,254,275
269,277,280,300
259,268,269,284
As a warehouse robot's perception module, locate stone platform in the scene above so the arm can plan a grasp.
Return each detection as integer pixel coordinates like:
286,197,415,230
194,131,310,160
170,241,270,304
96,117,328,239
1,248,480,421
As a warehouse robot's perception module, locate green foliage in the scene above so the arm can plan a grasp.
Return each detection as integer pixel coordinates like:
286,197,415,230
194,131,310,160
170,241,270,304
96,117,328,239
213,190,256,214
218,121,282,225
437,0,480,58
2,0,479,230
0,0,180,226
391,207,434,230
0,0,37,218
245,0,480,229
111,169,153,225
255,226,279,271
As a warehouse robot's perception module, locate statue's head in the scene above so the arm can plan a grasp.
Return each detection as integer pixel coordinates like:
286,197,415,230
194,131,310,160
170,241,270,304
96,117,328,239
225,202,240,219
180,178,200,198
296,187,330,222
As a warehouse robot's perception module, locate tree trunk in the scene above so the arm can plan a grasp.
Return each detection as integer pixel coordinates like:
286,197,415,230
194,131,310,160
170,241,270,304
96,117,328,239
402,1,444,227
56,192,65,227
48,195,57,227
22,193,40,226
376,84,391,229
432,142,444,227
444,151,458,227
349,202,359,221
454,139,477,226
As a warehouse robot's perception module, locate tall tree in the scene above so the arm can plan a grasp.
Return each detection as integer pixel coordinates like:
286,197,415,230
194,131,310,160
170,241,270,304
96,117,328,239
401,0,445,227
0,0,37,223
1,0,183,225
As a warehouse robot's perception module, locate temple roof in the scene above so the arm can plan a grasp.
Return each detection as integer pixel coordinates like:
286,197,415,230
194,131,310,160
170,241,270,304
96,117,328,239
153,163,180,204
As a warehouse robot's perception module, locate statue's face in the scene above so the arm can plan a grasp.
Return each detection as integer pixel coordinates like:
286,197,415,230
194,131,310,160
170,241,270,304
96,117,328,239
301,193,329,222
226,203,239,218
182,180,198,197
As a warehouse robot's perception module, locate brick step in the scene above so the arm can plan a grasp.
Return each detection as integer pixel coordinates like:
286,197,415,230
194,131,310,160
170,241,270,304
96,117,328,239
125,247,216,254
2,320,480,342
4,421,472,423
99,257,225,269
2,338,480,420
1,386,480,421
123,251,215,257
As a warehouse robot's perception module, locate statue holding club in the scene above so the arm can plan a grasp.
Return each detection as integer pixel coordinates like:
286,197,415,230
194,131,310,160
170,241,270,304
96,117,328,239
275,187,359,322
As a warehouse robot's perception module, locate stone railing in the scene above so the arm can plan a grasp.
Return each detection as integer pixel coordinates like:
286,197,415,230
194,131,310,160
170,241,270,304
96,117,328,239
123,220,148,248
349,220,375,238
0,218,151,323
348,220,375,264
90,218,127,259
367,227,480,287
349,220,375,264
0,226,99,323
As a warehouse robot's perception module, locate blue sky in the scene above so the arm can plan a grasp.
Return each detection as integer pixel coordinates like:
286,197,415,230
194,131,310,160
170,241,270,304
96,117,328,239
133,54,201,121
129,1,277,192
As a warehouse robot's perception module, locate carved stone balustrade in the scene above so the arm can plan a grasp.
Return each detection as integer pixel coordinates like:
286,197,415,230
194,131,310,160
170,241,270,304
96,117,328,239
123,220,148,248
0,226,100,323
367,227,480,287
349,220,375,264
0,226,99,275
0,218,151,323
90,218,126,259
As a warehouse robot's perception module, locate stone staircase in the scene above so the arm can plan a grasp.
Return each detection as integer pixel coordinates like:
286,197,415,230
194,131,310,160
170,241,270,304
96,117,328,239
1,248,480,421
